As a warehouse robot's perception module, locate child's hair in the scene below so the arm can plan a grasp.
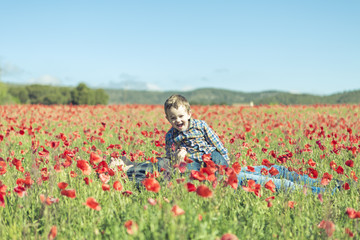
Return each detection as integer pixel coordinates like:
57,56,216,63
164,94,191,114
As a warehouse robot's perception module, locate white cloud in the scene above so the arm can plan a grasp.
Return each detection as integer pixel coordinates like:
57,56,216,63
102,72,162,91
181,85,195,91
27,75,62,85
146,83,162,91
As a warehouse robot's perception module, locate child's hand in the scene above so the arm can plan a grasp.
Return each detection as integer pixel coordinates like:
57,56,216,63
175,147,187,164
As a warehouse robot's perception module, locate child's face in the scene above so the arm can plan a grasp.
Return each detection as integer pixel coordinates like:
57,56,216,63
166,105,192,132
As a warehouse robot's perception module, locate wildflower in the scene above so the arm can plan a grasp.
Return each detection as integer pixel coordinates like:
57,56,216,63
142,178,160,193
196,185,213,198
84,197,101,211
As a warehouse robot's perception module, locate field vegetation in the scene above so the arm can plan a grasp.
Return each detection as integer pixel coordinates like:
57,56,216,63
0,104,359,239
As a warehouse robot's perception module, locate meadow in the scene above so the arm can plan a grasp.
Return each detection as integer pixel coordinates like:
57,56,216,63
0,104,359,239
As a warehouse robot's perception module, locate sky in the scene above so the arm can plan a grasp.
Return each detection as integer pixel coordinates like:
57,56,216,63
0,1,359,95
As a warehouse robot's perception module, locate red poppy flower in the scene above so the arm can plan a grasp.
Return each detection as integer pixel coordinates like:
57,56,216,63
0,194,4,208
48,226,57,240
262,159,274,167
196,185,213,198
336,166,344,174
288,201,295,208
269,167,279,176
350,171,358,182
70,171,77,178
178,162,187,173
318,193,323,203
122,190,133,196
113,181,123,191
102,184,110,191
260,168,268,175
83,177,93,185
184,155,193,163
185,182,197,192
14,186,26,197
329,161,337,171
98,173,110,184
320,172,332,186
345,228,354,237
265,196,275,202
265,180,276,193
142,178,160,193
345,160,354,168
58,182,68,190
124,220,138,235
246,166,255,172
190,170,206,182
40,194,59,205
50,141,60,149
90,152,102,164
308,168,318,179
317,220,335,237
242,179,261,197
221,233,238,240
232,162,241,174
346,208,360,219
60,189,76,198
343,182,350,190
171,204,185,216
76,160,91,175
84,197,101,211
227,172,238,190
307,159,316,167
147,198,157,206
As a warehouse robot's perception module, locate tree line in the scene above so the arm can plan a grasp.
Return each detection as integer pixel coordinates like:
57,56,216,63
0,82,108,105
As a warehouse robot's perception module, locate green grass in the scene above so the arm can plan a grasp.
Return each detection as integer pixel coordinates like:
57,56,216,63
0,104,359,239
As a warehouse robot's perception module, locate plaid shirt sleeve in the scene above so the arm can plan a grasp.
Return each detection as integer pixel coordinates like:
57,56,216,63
165,129,176,160
202,121,230,163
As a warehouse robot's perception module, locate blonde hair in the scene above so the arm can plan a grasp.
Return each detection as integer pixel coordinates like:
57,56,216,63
164,94,191,115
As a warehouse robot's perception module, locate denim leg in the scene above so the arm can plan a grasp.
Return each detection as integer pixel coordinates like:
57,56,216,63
272,165,320,185
237,172,296,191
247,165,320,185
186,160,203,171
238,165,325,194
210,151,229,167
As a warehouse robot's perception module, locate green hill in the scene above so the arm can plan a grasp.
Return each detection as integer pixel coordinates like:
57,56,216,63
105,88,360,105
3,81,360,105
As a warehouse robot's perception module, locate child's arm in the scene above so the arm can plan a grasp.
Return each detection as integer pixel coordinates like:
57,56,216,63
202,121,230,163
165,131,186,165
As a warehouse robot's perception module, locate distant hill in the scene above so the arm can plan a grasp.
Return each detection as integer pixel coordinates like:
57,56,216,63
105,88,360,105
3,81,360,105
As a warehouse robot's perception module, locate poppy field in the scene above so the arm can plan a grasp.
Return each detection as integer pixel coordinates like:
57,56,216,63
0,104,359,239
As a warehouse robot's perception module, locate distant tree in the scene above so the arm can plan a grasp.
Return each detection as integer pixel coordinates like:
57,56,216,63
71,83,95,105
94,88,109,105
0,81,8,104
0,81,18,104
8,86,29,103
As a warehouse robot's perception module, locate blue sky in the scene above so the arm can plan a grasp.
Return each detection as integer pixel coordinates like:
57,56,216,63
1,1,359,95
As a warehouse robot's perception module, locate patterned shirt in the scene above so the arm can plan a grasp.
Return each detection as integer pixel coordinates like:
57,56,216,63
165,118,230,163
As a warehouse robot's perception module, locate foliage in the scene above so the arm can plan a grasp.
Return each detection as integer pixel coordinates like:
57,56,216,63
6,83,108,105
0,104,359,239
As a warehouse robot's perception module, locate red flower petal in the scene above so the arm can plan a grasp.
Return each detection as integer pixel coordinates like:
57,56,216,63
84,197,101,211
196,185,213,198
142,178,160,193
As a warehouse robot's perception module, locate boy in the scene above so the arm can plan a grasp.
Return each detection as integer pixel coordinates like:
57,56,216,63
111,95,342,194
164,94,229,170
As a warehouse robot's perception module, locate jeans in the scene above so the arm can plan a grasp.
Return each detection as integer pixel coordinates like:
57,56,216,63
186,150,229,171
237,165,324,194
